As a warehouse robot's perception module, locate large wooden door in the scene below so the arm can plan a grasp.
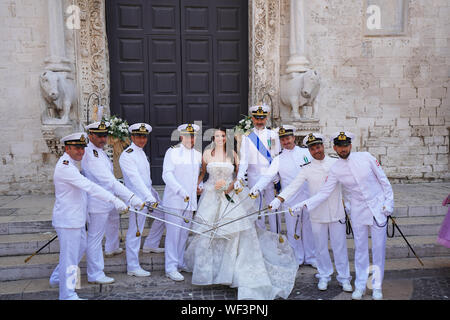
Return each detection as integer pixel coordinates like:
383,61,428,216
106,0,248,184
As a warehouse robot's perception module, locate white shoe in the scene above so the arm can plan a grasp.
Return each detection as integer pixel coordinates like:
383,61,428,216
127,269,151,277
318,280,328,291
142,247,165,253
372,289,383,300
88,275,115,284
341,281,353,292
166,271,184,281
105,248,123,257
49,281,59,288
351,288,366,300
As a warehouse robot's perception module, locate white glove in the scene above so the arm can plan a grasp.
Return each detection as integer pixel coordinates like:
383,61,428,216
129,195,145,210
198,181,204,190
382,205,391,217
144,195,157,207
249,186,260,197
112,197,128,214
234,180,243,190
177,188,190,201
269,198,281,211
291,201,307,212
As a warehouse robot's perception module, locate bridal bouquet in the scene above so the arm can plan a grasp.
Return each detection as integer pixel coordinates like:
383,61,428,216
102,115,130,142
234,115,254,134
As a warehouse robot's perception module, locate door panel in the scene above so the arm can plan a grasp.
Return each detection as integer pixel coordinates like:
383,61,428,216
107,0,247,184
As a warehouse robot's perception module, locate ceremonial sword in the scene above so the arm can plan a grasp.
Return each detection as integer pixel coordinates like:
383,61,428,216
389,216,424,266
24,234,58,263
146,203,231,240
127,208,215,240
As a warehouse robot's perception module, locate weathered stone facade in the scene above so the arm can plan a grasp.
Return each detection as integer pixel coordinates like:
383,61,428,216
0,0,448,195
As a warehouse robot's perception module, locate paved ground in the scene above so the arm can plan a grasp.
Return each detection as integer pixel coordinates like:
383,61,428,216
0,182,449,306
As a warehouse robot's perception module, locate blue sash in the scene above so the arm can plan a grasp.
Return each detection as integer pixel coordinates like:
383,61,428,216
247,131,273,164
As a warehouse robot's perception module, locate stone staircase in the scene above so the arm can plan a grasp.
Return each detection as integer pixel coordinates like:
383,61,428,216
0,183,449,298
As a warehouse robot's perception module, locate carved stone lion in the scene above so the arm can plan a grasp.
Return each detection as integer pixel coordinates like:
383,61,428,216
40,70,77,124
280,69,320,120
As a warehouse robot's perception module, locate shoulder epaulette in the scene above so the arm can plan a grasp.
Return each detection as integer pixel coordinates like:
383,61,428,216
300,162,311,167
62,160,69,165
171,144,180,149
329,154,338,159
93,150,98,158
126,148,133,153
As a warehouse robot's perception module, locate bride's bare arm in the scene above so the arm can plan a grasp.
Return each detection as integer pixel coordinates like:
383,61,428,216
225,151,240,194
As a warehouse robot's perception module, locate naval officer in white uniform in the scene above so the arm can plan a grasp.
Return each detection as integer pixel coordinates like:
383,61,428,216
270,133,352,292
119,123,165,277
82,121,144,285
291,131,394,300
49,133,128,300
162,124,202,281
236,104,281,231
251,125,317,268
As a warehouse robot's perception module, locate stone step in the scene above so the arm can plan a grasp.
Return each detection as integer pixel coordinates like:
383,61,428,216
0,216,445,257
1,256,450,300
0,227,163,257
1,204,447,235
0,235,448,281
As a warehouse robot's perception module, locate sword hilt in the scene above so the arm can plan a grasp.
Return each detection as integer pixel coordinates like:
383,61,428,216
289,207,294,216
249,192,258,199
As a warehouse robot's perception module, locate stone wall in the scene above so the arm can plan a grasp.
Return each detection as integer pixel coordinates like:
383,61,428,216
279,0,449,183
0,0,448,195
0,0,56,194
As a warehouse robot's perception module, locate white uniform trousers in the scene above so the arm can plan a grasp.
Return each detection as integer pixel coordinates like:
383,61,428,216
285,209,316,265
311,221,351,284
352,221,387,290
164,208,193,273
49,227,87,300
86,210,118,282
125,209,147,271
104,209,120,253
248,175,280,232
142,217,165,249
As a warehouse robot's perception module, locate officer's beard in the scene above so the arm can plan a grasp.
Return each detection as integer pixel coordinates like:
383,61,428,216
337,150,351,159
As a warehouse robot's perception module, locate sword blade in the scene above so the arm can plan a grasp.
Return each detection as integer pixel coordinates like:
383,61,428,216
128,208,214,240
149,205,230,240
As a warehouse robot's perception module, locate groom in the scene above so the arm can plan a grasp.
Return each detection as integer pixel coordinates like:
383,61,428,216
162,123,202,281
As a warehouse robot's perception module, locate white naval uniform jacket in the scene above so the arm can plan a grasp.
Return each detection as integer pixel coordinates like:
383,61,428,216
81,142,134,213
279,156,346,223
237,127,281,182
52,153,116,229
254,146,311,207
119,142,160,203
161,144,202,211
304,152,394,226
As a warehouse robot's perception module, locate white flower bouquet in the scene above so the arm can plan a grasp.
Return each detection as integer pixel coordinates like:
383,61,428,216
102,115,130,142
234,115,254,134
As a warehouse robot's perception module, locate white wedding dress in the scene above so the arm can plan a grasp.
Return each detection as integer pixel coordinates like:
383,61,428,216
184,161,298,300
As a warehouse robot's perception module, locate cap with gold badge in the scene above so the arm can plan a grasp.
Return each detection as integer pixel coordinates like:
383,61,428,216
303,133,324,147
332,131,355,146
249,104,270,119
177,123,200,135
276,125,296,138
60,132,88,147
86,121,110,137
129,123,152,135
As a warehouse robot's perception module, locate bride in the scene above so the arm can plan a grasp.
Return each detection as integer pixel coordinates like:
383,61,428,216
184,128,298,300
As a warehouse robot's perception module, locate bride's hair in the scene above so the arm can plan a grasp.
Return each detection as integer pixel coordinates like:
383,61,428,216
210,127,237,163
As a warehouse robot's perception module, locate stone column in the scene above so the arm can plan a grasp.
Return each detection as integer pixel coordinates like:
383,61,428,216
285,0,310,73
45,0,71,72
